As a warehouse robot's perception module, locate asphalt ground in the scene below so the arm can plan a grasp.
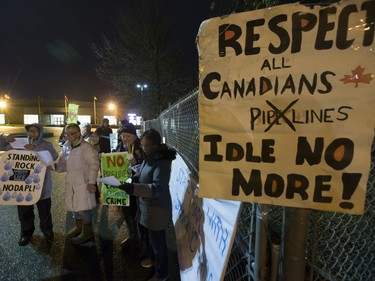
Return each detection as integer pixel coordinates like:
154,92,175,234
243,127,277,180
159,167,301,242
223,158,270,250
0,126,181,281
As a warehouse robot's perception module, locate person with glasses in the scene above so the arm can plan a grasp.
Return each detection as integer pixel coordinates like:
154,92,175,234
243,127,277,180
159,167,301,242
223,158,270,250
54,123,100,244
0,124,59,246
116,128,176,281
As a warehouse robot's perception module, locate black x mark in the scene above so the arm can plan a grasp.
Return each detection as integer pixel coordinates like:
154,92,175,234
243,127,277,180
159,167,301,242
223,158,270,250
264,99,299,132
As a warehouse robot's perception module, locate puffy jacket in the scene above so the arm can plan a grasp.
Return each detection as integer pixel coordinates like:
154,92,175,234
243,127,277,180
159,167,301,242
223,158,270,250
55,136,99,212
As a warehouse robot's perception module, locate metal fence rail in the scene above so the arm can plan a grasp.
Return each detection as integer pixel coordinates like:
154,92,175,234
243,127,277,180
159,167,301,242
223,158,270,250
144,90,375,281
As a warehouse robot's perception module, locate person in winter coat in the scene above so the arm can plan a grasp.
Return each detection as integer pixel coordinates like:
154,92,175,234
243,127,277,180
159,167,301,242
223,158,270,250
79,122,99,151
0,124,59,246
114,123,148,253
117,128,176,281
95,118,113,153
54,123,100,245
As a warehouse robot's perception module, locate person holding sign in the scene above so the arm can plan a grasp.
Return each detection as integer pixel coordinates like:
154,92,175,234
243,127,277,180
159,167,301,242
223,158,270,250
0,124,59,246
54,123,100,245
114,123,147,252
115,128,176,281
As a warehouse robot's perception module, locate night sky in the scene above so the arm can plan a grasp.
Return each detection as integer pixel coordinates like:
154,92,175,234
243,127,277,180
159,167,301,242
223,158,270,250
0,0,211,101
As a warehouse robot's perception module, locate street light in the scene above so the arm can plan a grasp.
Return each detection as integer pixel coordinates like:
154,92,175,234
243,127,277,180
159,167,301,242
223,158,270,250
107,102,117,125
93,96,97,125
0,94,10,108
0,94,10,124
136,84,148,117
136,83,148,94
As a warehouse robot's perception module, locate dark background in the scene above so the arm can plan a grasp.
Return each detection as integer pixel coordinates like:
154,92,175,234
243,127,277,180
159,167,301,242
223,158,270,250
0,0,211,100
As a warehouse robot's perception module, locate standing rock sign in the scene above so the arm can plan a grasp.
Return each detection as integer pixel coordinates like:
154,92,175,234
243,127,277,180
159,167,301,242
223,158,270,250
0,150,46,205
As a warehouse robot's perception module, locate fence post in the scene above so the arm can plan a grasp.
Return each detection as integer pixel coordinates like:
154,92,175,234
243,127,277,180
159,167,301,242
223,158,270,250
254,204,269,281
278,207,311,281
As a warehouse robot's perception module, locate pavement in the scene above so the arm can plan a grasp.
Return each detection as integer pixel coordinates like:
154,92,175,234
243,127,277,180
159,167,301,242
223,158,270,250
0,126,181,281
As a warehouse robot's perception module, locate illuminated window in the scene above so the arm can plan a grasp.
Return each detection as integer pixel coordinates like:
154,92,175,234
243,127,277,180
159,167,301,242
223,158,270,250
51,114,65,125
24,114,38,124
77,115,91,124
0,114,5,124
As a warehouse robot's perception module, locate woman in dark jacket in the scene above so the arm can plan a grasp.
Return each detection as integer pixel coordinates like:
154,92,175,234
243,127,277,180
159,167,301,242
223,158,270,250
114,123,146,252
118,128,176,281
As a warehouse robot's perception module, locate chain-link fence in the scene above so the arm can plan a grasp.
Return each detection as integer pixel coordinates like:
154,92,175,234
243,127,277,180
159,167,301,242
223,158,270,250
144,90,375,281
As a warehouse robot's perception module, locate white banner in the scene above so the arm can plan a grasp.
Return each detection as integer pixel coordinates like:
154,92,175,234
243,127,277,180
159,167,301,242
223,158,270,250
170,154,241,281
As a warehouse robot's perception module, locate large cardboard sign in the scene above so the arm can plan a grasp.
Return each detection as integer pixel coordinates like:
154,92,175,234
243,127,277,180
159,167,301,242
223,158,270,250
101,152,132,206
0,150,46,205
170,154,241,281
198,0,374,214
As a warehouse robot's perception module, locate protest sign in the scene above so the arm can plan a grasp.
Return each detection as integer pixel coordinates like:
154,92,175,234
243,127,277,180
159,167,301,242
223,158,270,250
67,103,79,124
198,0,374,214
0,150,46,205
101,152,132,206
170,154,241,281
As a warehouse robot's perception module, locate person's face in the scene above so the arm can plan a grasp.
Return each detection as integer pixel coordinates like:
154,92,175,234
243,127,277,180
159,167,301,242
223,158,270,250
121,133,136,144
103,120,109,127
66,128,80,144
28,127,40,141
141,137,158,156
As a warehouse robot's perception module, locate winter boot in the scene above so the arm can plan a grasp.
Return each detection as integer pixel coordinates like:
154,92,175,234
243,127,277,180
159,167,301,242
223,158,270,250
66,219,83,238
70,224,94,244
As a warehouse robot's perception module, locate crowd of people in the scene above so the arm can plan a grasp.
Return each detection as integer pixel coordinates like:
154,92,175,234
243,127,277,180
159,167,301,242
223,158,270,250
0,119,176,281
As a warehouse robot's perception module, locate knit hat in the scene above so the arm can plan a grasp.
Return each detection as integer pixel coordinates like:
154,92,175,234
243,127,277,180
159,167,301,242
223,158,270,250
120,123,137,136
120,119,129,126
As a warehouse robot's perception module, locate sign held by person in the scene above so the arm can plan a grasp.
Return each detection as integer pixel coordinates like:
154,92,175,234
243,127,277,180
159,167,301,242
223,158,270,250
101,152,132,206
0,150,46,205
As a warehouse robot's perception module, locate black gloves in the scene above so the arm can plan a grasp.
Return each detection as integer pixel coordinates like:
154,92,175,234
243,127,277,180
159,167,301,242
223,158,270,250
132,176,139,183
118,183,134,195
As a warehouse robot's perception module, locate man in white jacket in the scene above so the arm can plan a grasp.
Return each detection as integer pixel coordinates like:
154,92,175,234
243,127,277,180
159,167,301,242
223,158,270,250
54,123,100,244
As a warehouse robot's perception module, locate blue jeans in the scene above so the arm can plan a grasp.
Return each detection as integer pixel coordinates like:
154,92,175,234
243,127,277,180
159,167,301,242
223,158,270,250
149,229,168,279
73,209,93,224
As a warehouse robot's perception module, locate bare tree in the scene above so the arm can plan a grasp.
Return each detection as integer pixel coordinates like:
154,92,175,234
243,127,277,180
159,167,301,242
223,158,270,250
90,0,195,119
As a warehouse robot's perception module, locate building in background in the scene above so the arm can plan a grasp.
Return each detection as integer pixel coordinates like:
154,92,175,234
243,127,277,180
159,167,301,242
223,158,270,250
0,97,142,127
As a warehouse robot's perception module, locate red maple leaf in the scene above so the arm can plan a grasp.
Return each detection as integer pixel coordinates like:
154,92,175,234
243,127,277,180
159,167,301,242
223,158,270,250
340,66,373,87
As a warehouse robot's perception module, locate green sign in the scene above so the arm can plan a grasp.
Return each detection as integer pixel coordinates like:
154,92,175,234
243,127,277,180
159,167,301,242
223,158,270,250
101,152,132,206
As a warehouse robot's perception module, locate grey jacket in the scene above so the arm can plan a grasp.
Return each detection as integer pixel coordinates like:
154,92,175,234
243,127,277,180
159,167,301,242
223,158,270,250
133,144,176,231
0,124,59,199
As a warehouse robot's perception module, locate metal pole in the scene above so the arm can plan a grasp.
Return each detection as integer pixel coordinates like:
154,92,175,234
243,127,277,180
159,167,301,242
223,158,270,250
94,96,97,125
254,204,269,281
37,95,42,124
64,94,68,120
279,207,311,281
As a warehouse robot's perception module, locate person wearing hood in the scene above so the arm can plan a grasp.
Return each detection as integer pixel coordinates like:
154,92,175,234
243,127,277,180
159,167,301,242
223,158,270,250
116,128,176,281
0,124,59,246
54,123,100,245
